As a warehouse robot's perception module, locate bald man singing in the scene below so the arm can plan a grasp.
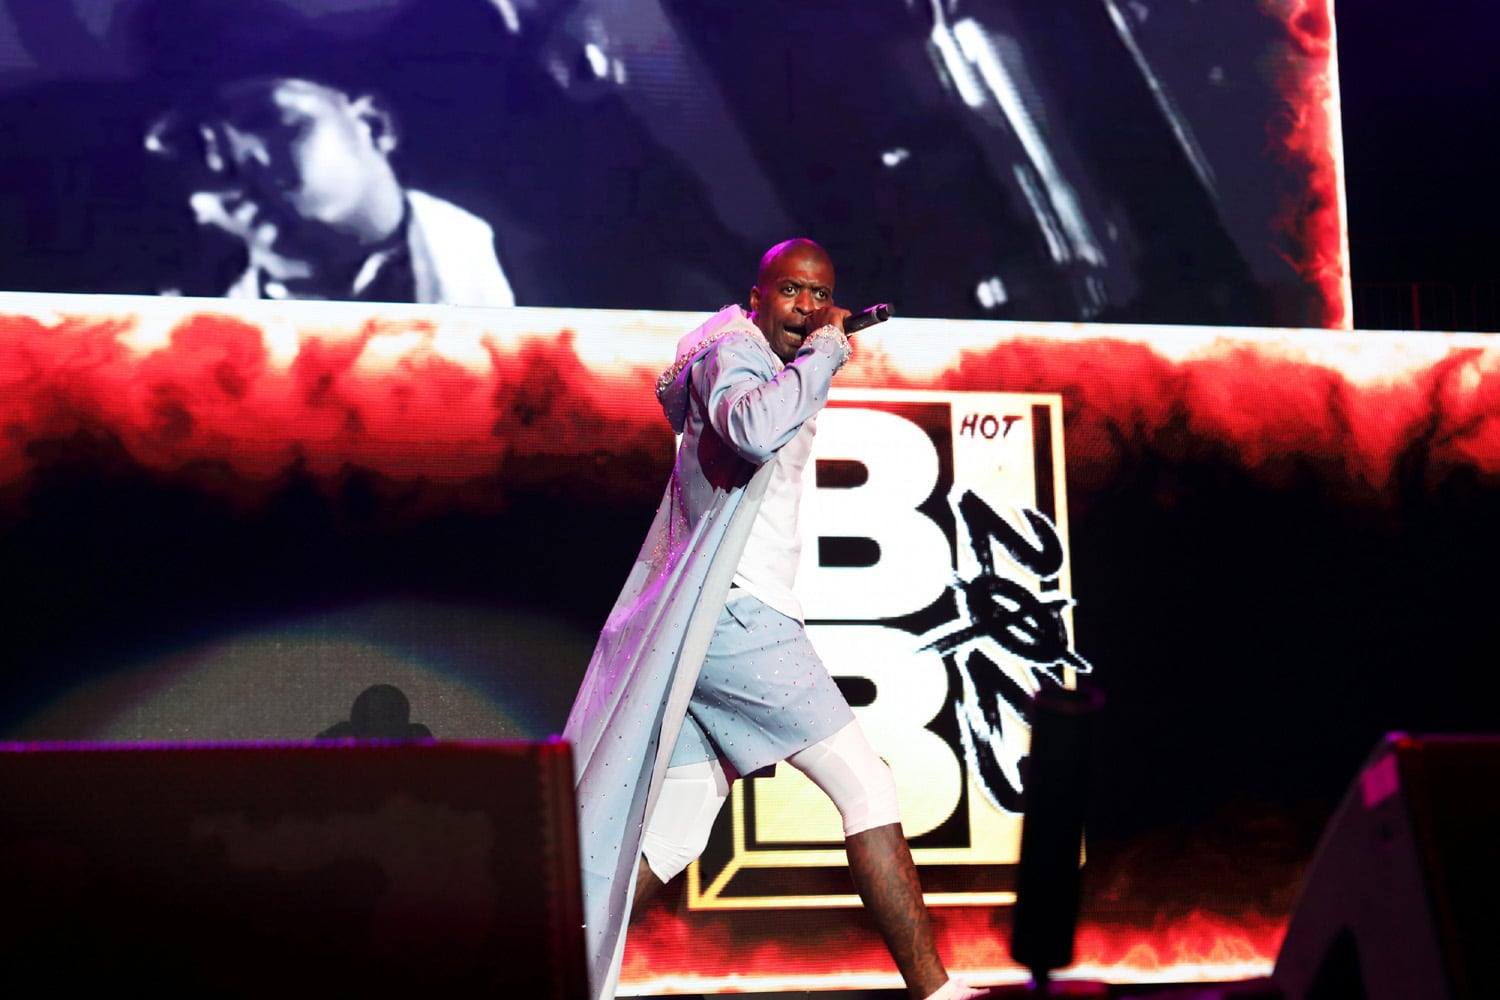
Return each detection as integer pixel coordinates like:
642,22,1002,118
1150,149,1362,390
565,240,991,1000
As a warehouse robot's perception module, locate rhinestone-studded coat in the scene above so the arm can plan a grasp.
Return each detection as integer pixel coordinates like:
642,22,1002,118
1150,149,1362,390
563,304,850,999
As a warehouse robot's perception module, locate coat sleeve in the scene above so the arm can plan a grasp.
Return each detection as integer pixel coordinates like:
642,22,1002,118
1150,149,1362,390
699,329,849,464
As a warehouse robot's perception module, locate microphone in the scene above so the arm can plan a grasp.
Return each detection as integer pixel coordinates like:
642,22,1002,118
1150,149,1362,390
843,303,892,334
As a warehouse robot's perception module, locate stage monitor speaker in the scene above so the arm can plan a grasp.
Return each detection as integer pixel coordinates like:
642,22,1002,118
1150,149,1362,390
0,739,587,998
1272,733,1499,1000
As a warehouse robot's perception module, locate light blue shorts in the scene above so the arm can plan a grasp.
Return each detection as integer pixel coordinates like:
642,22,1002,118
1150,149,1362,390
669,592,855,775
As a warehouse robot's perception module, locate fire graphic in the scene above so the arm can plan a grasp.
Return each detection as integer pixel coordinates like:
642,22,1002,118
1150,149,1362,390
5,299,1498,519
620,902,1287,994
1070,912,1286,984
845,322,1500,509
0,300,674,516
1262,0,1350,328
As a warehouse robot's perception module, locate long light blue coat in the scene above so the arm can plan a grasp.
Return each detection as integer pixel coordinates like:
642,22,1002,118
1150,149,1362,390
562,305,850,999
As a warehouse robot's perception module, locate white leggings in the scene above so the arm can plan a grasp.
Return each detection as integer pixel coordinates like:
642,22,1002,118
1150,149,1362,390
641,719,900,883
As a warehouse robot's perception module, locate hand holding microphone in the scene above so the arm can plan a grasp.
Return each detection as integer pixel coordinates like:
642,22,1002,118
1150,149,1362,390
843,303,892,334
806,302,894,335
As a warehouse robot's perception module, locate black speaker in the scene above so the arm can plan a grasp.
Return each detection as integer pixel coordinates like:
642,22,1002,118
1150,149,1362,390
0,740,587,998
1272,733,1500,1000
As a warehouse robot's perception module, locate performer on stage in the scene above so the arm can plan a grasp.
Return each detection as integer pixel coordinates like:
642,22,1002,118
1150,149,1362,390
564,239,991,1000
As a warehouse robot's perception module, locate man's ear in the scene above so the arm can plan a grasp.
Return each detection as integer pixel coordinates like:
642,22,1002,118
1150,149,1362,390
350,94,398,155
748,284,761,317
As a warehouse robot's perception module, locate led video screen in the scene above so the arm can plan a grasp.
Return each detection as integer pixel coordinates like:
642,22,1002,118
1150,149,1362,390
4,293,1496,992
0,0,1343,327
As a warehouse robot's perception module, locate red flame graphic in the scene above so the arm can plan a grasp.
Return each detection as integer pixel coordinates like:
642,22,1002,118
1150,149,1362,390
5,304,1499,521
1262,0,1349,328
0,305,673,516
620,905,1286,993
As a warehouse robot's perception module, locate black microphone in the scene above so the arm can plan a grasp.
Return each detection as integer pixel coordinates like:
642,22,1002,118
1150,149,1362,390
843,303,892,334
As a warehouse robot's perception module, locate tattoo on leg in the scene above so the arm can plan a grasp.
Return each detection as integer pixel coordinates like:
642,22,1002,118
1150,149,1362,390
846,823,949,999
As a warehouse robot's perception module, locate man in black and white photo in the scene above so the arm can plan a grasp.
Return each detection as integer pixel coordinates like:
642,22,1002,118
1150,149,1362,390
146,75,517,306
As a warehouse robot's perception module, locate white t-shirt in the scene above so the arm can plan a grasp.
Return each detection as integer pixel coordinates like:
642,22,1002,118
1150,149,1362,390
731,415,816,622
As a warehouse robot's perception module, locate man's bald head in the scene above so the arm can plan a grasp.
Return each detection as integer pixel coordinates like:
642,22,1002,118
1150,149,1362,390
756,238,834,289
